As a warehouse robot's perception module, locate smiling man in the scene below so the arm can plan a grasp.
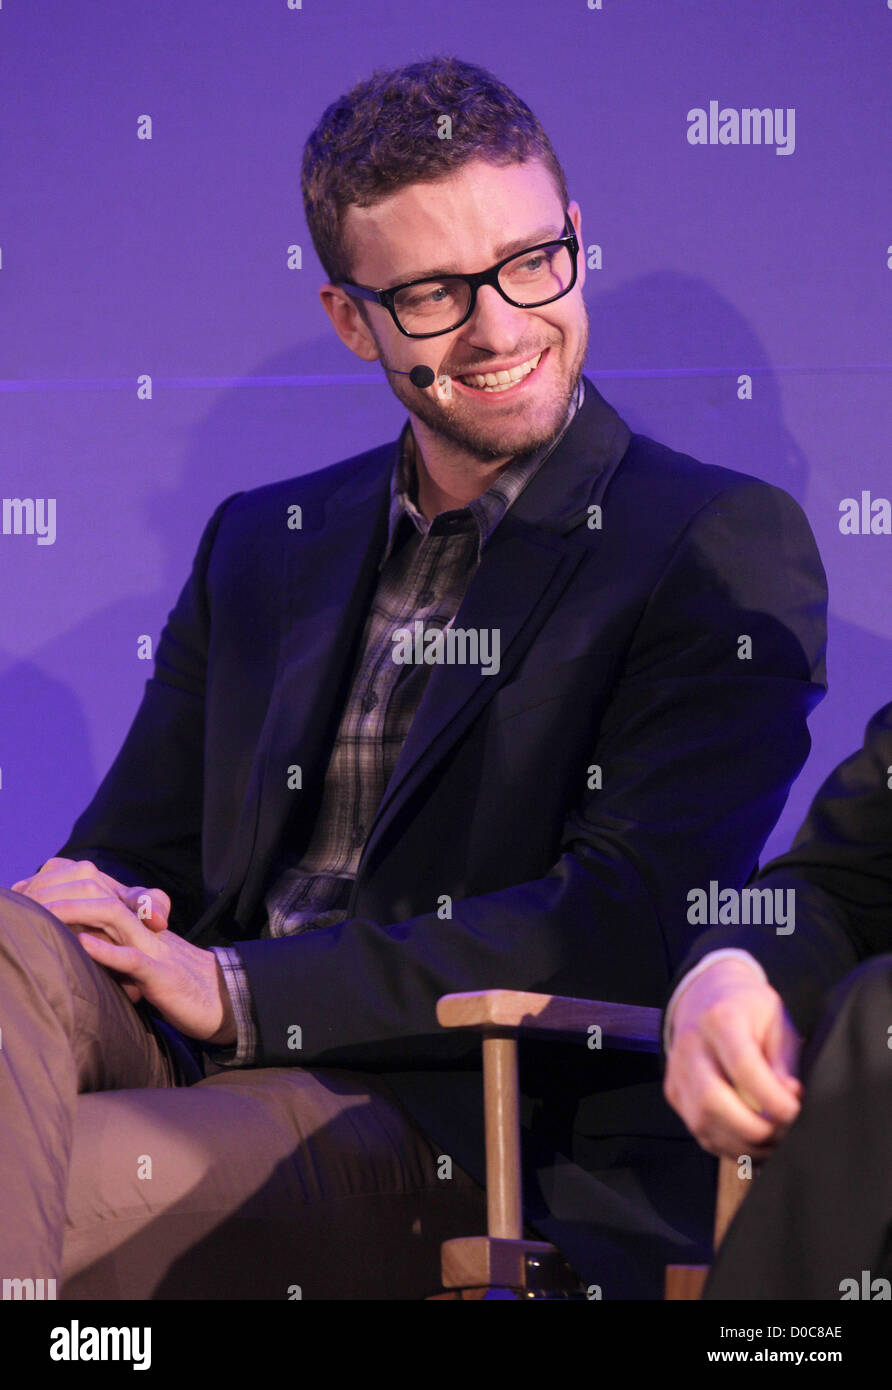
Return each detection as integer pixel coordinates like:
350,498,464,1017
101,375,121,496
0,56,828,1301
323,155,588,504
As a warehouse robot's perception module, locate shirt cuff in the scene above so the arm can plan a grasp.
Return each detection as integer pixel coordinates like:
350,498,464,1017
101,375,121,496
205,945,259,1066
663,949,767,1053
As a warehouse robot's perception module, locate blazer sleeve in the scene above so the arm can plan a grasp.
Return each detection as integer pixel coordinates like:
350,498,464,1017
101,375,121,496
234,479,829,1070
664,700,892,1040
48,491,244,939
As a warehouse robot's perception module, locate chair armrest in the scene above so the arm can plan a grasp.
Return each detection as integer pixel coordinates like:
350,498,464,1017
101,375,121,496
437,990,746,1282
436,989,661,1053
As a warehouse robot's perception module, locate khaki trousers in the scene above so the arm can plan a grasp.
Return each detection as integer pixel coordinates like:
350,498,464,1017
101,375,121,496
0,886,488,1299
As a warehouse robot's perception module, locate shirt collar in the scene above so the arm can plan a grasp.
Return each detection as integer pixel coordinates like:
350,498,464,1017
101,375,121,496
379,376,586,569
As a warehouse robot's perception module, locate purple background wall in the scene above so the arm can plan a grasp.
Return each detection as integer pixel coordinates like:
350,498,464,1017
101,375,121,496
1,2,890,888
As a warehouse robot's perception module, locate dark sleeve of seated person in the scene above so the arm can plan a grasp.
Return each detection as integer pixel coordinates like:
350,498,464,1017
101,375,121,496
663,698,892,1165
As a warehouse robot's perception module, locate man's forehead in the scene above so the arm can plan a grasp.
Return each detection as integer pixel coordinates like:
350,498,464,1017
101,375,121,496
341,158,563,282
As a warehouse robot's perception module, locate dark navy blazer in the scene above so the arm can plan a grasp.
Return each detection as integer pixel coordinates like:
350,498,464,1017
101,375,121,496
56,377,828,1297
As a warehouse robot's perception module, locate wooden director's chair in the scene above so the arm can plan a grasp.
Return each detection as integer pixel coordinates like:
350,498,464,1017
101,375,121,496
427,990,750,1301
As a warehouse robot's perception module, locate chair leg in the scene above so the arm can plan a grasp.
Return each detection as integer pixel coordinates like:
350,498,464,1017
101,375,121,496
665,1154,754,1298
482,1032,523,1239
665,1265,710,1300
431,1030,584,1298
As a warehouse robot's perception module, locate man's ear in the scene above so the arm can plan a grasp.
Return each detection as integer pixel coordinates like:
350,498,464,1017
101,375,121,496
318,284,380,363
567,199,585,293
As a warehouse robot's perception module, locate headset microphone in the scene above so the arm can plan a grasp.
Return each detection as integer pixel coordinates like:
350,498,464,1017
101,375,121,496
386,364,436,389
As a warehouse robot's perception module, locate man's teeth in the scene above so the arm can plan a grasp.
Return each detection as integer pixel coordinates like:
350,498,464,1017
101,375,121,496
458,352,543,392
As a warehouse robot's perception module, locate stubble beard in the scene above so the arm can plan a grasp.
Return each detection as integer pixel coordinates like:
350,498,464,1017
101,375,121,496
378,309,590,464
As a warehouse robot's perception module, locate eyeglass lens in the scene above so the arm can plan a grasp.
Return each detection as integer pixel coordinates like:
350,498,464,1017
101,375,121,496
392,242,574,335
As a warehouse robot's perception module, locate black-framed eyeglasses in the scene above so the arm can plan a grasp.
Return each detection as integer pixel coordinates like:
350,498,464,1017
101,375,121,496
336,212,579,339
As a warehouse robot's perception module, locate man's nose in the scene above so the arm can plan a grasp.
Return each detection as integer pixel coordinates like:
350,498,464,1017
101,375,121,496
463,283,531,354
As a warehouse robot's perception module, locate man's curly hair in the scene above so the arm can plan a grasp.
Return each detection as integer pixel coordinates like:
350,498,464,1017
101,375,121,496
301,55,569,286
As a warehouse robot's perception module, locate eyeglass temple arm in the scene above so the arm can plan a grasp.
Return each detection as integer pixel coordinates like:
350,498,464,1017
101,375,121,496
336,281,385,303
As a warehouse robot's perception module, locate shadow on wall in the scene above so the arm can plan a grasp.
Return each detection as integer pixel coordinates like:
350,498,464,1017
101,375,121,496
580,270,808,495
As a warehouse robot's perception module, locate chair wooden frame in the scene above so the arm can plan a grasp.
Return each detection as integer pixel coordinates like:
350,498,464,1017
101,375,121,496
428,989,750,1300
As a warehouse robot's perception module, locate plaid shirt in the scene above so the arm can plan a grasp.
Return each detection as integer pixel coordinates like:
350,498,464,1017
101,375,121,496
207,378,585,1065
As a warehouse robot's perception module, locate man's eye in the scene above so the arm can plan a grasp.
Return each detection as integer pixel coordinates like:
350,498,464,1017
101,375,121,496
401,285,455,310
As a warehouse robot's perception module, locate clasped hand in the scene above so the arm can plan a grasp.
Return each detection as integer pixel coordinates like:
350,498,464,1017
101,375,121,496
10,857,236,1046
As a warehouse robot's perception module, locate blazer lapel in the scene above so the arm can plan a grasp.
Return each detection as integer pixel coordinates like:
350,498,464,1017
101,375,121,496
190,446,395,938
355,378,631,883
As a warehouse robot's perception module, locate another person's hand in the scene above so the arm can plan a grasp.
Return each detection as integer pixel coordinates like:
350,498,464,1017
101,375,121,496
11,856,172,1003
663,958,803,1160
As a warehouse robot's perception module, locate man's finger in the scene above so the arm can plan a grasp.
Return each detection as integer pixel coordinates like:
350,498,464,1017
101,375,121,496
38,895,154,950
13,861,122,903
12,863,171,933
77,931,146,980
667,1042,781,1157
15,877,124,918
707,1014,802,1124
21,878,106,899
119,886,171,931
71,928,145,1002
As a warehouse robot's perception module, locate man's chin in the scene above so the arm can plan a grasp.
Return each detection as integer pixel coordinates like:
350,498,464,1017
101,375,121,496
414,389,574,462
